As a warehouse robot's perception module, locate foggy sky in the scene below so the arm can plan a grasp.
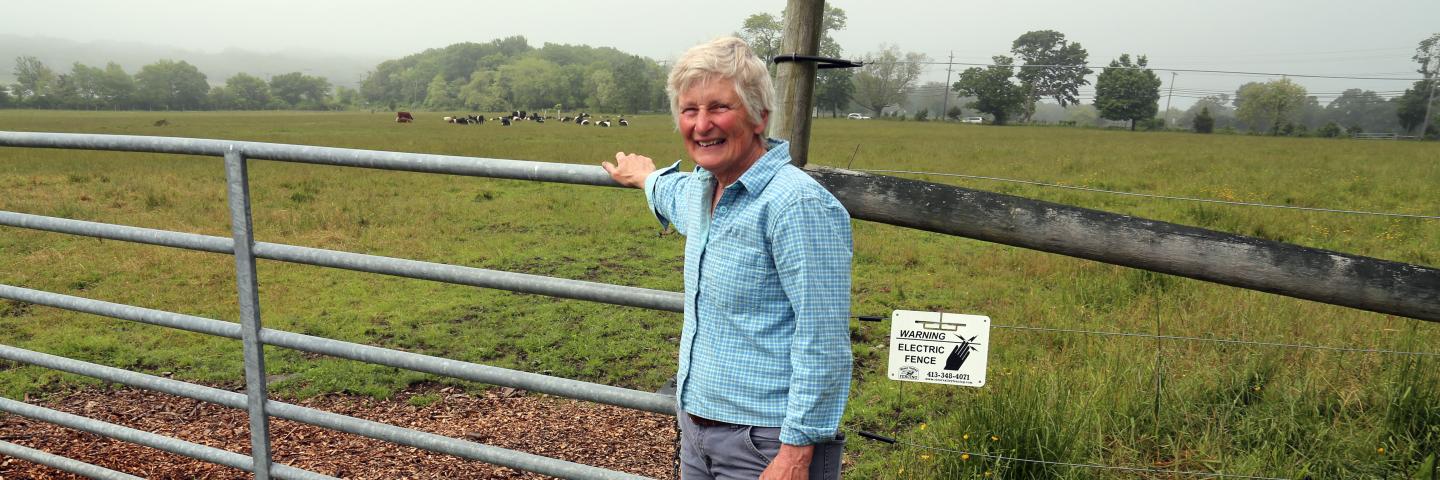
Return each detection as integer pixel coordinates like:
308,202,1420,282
4,0,1438,109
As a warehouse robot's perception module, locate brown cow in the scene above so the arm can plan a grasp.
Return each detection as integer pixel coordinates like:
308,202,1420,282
395,112,414,123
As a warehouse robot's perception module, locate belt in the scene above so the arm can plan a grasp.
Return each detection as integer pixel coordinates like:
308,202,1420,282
687,413,737,428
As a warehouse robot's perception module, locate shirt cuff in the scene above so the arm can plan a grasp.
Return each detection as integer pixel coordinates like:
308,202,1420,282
643,160,682,229
780,425,836,446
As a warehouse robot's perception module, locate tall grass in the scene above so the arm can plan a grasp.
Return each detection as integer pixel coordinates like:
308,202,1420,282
1,111,1436,477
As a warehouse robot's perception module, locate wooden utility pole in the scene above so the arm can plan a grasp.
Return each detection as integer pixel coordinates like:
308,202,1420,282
774,0,824,167
941,51,954,121
1164,72,1176,128
1421,60,1436,141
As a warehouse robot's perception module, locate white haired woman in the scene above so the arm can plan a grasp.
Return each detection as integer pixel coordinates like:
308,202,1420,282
604,36,852,480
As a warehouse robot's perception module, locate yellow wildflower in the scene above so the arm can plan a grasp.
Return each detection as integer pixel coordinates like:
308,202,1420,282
961,453,971,461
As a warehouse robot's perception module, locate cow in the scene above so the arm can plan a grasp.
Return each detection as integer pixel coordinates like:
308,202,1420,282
599,120,611,127
471,115,484,124
500,116,512,126
618,118,629,126
396,112,414,123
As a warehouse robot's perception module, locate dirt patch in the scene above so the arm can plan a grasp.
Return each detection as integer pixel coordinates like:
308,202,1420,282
0,385,678,479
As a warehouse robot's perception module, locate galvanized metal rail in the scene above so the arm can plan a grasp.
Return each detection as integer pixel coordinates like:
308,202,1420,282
0,131,673,479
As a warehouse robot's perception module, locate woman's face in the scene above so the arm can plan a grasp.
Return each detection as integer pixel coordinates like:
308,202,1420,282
677,77,767,181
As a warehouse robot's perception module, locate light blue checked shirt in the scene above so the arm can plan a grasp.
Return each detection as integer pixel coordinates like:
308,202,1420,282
644,139,852,446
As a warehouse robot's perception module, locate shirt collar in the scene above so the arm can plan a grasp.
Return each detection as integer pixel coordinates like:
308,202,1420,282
691,138,791,193
732,138,790,193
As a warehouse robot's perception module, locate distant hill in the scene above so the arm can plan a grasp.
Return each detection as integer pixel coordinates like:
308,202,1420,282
0,34,384,88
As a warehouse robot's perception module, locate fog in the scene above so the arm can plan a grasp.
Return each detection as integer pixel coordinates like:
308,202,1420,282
3,0,1437,109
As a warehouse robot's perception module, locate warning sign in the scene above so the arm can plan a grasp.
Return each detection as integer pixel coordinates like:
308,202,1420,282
887,310,989,387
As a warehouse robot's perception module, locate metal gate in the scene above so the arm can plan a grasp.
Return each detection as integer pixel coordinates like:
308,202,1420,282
0,131,681,480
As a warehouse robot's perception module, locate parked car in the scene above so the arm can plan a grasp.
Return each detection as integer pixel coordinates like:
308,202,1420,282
962,116,984,124
847,112,871,120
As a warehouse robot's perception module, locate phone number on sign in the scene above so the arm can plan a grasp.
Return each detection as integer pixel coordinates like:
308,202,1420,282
927,372,971,381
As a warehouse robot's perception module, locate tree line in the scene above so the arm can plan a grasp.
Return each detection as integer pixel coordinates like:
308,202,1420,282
359,36,665,114
4,56,351,111
942,31,1439,137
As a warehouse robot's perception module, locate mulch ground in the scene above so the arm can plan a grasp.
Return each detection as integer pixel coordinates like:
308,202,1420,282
0,385,678,479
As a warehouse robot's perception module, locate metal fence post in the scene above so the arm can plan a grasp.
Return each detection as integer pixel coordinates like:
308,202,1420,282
224,147,274,479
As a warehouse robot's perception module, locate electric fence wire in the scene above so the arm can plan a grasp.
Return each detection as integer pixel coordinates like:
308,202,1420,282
868,437,1295,480
992,323,1440,358
854,168,1440,220
854,316,1439,358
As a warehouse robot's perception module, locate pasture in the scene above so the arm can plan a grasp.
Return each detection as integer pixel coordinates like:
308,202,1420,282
1,110,1437,478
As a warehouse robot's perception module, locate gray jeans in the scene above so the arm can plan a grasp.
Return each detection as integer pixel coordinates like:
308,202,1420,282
678,409,845,480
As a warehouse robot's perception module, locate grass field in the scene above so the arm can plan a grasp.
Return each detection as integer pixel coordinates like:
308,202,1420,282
1,110,1438,478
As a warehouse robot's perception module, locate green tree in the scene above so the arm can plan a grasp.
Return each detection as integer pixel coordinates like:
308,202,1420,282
1011,30,1092,123
206,85,235,110
68,62,107,109
334,86,360,109
737,5,847,70
946,105,963,120
586,69,617,112
460,70,506,111
853,45,928,117
1411,32,1439,138
134,59,209,110
0,86,11,108
97,63,135,109
738,13,783,64
1192,106,1214,133
224,73,271,110
1316,121,1342,138
1093,54,1161,131
816,68,853,117
1234,78,1307,135
609,55,657,113
11,56,56,104
1415,32,1439,77
269,72,332,109
49,73,80,109
1325,89,1397,133
953,56,1026,125
1395,80,1436,134
1180,94,1235,131
423,73,458,109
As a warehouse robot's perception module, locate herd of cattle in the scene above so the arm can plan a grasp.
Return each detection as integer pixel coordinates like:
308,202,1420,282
394,111,629,127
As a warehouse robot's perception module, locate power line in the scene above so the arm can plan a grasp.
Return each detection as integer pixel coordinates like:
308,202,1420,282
854,169,1440,220
867,60,1428,81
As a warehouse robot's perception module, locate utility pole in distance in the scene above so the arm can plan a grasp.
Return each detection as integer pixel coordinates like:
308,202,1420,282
1164,72,1176,128
774,0,824,167
941,51,954,121
1421,56,1436,141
